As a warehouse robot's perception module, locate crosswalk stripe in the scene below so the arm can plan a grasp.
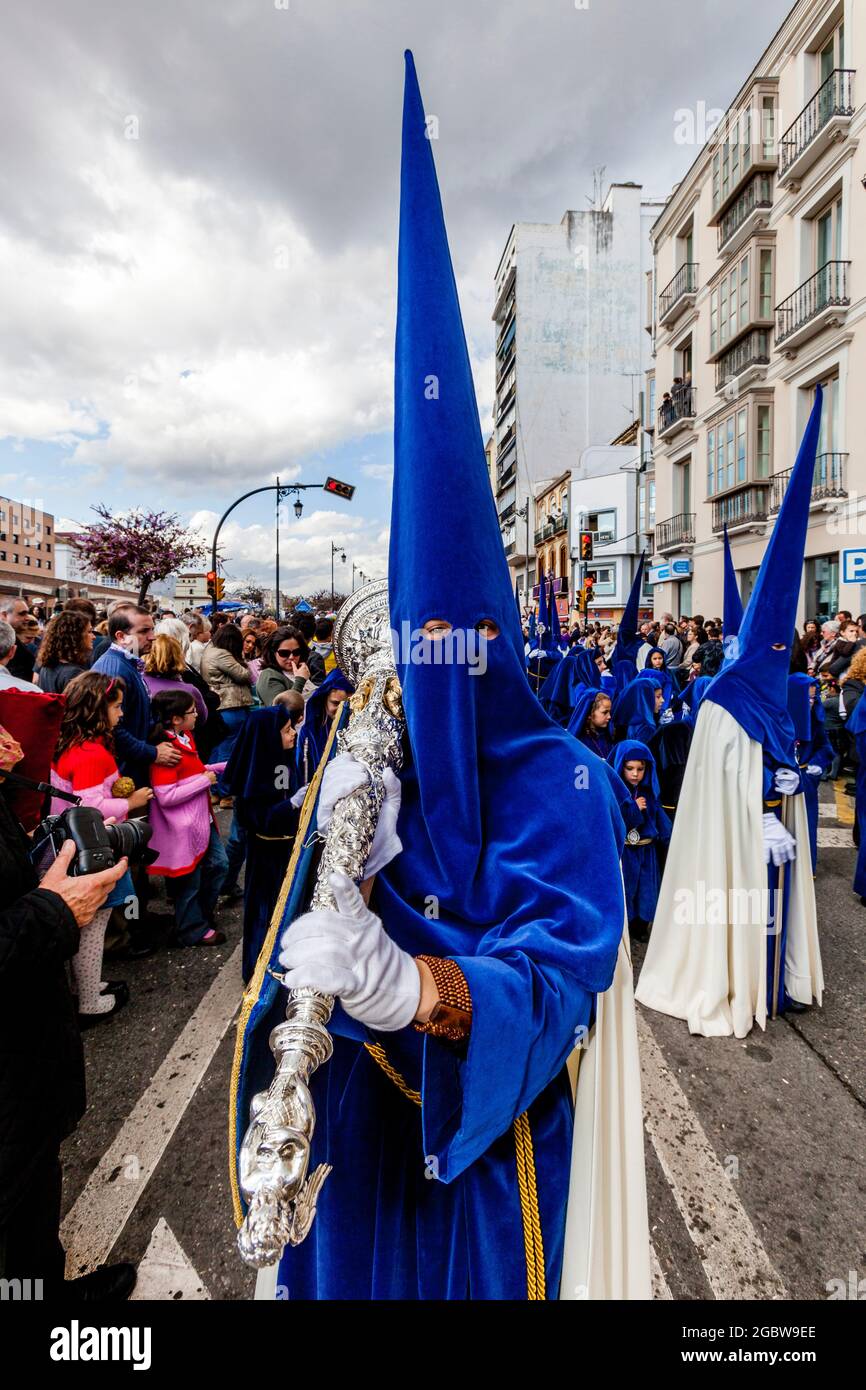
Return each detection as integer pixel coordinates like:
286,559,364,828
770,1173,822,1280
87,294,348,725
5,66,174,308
129,1218,210,1301
637,1011,788,1300
61,944,243,1278
649,1239,673,1300
817,827,853,848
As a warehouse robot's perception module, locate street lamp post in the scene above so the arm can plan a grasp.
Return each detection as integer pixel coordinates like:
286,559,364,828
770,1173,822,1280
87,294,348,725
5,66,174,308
330,541,346,609
209,482,325,619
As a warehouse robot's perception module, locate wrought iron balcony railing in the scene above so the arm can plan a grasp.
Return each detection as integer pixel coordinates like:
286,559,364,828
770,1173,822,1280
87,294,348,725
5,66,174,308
659,263,699,321
775,261,850,345
714,330,771,392
655,512,695,551
779,69,855,175
711,488,768,533
717,173,773,253
769,452,848,512
657,385,696,435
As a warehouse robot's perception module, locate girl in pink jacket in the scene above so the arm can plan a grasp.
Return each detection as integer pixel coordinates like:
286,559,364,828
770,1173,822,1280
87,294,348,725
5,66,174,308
147,689,228,946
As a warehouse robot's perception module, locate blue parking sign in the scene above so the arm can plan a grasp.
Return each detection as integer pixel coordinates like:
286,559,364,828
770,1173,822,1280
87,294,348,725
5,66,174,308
842,549,866,585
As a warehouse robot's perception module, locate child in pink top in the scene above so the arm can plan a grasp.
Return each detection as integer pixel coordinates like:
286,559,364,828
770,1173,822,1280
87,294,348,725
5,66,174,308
147,688,228,946
51,672,152,1023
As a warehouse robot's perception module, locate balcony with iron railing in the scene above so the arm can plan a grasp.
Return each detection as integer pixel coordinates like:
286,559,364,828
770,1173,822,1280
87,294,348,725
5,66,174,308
496,342,516,387
532,576,569,598
655,512,695,553
711,487,769,534
496,422,516,460
775,261,850,351
657,385,696,440
497,458,515,490
658,263,699,327
714,329,771,394
534,514,569,546
717,173,774,256
769,452,848,512
779,69,856,186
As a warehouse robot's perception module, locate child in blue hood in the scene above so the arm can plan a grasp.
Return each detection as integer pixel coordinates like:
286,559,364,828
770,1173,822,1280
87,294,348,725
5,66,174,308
609,740,671,942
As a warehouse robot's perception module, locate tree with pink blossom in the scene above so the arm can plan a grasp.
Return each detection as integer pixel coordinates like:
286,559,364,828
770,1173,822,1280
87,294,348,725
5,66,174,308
73,505,206,605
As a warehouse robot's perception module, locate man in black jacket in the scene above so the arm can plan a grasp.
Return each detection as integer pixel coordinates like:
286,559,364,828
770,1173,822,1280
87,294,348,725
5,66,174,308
0,730,136,1300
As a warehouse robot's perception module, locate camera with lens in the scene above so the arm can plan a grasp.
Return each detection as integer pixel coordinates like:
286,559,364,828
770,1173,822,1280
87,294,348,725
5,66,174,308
31,805,156,877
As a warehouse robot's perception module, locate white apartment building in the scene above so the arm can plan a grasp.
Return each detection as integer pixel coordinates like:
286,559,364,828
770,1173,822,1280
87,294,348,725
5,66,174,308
492,183,665,603
649,0,864,623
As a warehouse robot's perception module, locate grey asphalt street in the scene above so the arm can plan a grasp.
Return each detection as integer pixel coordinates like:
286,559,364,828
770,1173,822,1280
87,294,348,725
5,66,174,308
59,789,866,1301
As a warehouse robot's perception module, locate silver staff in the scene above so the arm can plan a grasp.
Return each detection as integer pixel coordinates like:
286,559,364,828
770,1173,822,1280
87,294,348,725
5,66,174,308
237,580,406,1268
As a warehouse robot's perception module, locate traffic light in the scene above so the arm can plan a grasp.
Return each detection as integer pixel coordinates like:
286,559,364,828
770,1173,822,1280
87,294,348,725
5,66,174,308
215,577,225,600
576,586,585,614
584,573,595,607
324,476,356,501
580,531,593,562
206,570,217,597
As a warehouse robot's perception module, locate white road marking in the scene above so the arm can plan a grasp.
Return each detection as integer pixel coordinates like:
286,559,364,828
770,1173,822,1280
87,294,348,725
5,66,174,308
637,1011,788,1300
650,1240,673,1300
817,827,854,848
62,944,243,1277
130,1218,210,1301
818,804,838,820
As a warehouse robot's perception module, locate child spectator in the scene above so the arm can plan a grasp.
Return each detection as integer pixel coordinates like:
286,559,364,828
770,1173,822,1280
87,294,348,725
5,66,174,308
147,689,229,946
51,672,153,1023
609,740,671,943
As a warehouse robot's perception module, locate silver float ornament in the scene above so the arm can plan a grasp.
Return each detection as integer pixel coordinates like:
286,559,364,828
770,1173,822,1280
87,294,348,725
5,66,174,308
237,579,406,1268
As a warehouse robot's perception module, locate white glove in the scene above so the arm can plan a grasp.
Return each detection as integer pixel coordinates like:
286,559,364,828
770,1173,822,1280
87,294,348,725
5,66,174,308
290,784,308,808
660,707,674,725
762,812,797,867
806,764,823,777
278,871,420,1031
317,752,402,879
773,767,800,795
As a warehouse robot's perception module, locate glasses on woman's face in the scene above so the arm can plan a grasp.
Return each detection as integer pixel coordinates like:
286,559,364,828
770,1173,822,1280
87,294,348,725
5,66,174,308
276,647,298,660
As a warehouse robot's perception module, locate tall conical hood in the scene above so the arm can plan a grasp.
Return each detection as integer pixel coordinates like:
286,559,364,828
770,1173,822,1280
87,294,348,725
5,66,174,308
612,553,646,666
722,525,744,641
379,52,624,994
548,574,564,648
390,51,522,662
707,389,823,764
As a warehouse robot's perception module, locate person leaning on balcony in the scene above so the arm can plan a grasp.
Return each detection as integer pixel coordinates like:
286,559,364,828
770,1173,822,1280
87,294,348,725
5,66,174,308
660,391,675,429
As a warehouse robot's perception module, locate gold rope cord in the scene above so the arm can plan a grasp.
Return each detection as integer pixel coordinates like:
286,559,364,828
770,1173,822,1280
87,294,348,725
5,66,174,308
228,710,343,1228
364,1042,422,1106
513,1112,546,1300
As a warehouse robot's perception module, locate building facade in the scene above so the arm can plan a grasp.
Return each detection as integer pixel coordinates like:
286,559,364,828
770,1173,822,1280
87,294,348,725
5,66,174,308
492,183,665,605
649,0,864,623
0,496,56,602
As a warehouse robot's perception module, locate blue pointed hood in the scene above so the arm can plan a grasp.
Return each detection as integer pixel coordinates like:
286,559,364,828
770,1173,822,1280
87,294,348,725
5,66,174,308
722,525,744,644
707,390,823,765
609,739,662,803
615,671,663,742
379,51,624,993
549,575,564,649
684,674,713,727
612,554,646,666
787,671,821,742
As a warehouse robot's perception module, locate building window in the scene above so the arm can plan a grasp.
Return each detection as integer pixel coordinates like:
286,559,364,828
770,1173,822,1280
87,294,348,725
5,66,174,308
740,566,760,605
739,254,750,330
756,405,772,477
737,408,747,483
759,248,773,318
588,565,615,596
805,554,838,621
761,97,775,159
587,509,616,542
707,428,715,497
710,247,770,352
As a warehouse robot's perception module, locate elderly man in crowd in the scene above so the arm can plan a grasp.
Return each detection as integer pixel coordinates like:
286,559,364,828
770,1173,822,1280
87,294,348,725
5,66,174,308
0,598,38,683
0,620,38,693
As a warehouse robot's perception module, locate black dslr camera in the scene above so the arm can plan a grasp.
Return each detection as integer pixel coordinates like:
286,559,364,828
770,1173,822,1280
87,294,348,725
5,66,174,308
31,805,155,877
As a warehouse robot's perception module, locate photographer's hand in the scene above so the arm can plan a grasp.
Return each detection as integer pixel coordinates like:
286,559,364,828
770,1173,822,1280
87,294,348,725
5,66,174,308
39,842,129,929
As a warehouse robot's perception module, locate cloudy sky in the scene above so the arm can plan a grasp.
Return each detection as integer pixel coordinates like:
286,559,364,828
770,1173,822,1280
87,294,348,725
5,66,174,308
0,0,793,595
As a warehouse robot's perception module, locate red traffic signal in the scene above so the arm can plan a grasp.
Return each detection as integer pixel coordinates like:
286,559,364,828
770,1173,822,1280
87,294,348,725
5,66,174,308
580,531,593,561
206,570,217,589
324,476,355,501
